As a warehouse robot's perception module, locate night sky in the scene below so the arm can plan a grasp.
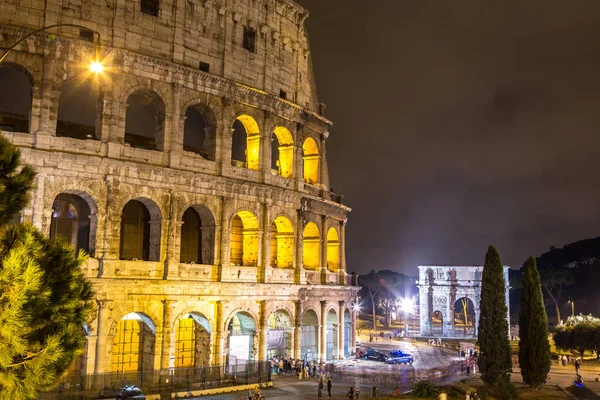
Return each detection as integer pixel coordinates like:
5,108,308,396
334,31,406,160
297,0,600,275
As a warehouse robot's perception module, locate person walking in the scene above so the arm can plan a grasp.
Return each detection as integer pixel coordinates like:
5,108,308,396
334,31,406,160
348,386,355,399
575,358,581,375
327,378,332,398
318,379,323,399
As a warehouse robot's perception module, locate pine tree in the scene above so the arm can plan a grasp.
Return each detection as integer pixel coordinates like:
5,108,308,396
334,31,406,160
477,246,512,386
0,135,94,399
518,257,551,388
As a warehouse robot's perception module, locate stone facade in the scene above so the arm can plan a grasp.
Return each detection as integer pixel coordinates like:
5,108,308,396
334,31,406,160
417,266,510,338
0,0,358,377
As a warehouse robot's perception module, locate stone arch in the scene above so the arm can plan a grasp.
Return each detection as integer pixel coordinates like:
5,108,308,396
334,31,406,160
180,204,216,265
174,312,211,368
325,308,338,360
0,62,33,133
226,311,257,363
453,297,476,338
231,114,261,170
431,310,443,336
183,103,218,160
230,210,259,267
302,137,320,185
302,222,320,270
111,312,156,374
267,309,293,360
270,215,294,268
120,197,162,261
56,75,103,140
271,126,294,178
49,191,98,257
326,227,340,273
125,89,166,151
301,309,319,361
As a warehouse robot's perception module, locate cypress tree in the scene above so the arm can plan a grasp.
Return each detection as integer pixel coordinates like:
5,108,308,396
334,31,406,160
518,257,551,387
477,246,512,386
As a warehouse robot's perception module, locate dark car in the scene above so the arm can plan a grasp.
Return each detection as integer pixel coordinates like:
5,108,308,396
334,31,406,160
386,349,414,365
116,385,147,400
363,349,388,362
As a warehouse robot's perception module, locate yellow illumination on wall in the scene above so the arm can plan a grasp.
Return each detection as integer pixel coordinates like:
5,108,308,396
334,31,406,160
230,211,259,266
273,126,294,178
303,222,320,270
111,319,142,373
326,227,340,272
237,115,261,170
302,137,319,184
175,316,211,368
271,216,294,268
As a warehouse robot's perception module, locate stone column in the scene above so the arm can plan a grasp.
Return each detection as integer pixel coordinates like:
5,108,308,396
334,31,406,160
260,202,272,283
320,301,327,361
294,209,304,284
31,174,46,231
218,197,230,280
214,301,226,365
159,300,175,369
259,112,272,183
93,300,112,387
167,83,183,167
258,300,268,361
35,53,56,142
339,220,347,285
338,301,345,359
216,98,234,174
351,309,357,355
320,215,327,284
319,134,330,190
293,300,303,359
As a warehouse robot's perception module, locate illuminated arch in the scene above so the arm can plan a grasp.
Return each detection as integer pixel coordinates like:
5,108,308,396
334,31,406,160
301,309,319,361
270,216,294,268
302,222,320,270
453,297,476,338
174,313,211,368
271,126,294,178
231,114,261,170
226,311,257,363
50,193,96,256
120,198,162,261
180,205,216,264
325,309,338,360
111,312,156,374
326,227,340,272
230,210,259,267
302,137,319,184
267,309,293,359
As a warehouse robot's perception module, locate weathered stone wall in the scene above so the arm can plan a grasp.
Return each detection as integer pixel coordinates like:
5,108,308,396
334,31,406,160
0,0,357,377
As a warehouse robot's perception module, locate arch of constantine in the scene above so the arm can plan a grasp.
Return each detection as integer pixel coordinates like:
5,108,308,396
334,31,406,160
0,0,359,379
417,266,510,338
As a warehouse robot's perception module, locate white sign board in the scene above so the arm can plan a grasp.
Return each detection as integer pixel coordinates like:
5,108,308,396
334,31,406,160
229,335,250,361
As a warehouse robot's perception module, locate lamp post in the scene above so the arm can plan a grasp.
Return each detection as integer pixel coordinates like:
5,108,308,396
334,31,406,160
0,24,103,73
568,299,575,318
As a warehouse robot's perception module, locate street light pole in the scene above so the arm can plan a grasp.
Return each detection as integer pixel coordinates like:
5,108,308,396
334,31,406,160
569,300,575,317
0,24,102,72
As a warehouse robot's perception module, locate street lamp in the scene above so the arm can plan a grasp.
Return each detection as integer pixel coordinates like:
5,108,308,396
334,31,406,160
0,24,104,73
568,299,575,318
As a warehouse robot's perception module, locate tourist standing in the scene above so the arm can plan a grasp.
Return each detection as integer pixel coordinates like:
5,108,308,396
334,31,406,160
318,379,323,399
348,387,355,399
327,378,332,398
575,358,581,375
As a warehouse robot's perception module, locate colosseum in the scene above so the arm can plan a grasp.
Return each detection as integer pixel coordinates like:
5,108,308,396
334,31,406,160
0,0,358,385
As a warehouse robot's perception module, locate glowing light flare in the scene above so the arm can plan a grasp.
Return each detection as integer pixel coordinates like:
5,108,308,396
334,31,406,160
89,61,104,73
399,298,415,314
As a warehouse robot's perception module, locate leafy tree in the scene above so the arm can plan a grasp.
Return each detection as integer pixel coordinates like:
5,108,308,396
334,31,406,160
518,257,551,387
539,268,575,325
0,135,94,399
554,315,600,359
477,246,512,386
358,270,410,330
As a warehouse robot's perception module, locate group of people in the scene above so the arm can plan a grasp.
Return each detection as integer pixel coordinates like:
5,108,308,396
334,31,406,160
316,378,333,398
427,338,443,346
458,346,479,375
269,356,326,380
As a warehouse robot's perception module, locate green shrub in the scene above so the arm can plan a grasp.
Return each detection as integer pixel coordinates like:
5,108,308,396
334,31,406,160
411,380,440,398
497,376,518,400
479,390,489,400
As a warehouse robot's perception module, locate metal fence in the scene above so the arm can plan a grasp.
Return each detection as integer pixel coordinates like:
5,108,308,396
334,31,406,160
39,361,271,400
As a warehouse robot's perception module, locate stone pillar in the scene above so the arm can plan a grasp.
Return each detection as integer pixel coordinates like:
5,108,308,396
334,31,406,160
93,300,112,387
294,300,303,359
338,301,345,359
218,197,230,280
258,300,268,361
216,98,234,174
31,174,46,231
319,134,330,190
351,309,357,355
159,300,175,369
214,301,226,365
339,219,347,284
320,215,327,284
260,202,272,282
35,53,56,140
260,112,272,183
320,301,327,361
294,209,304,284
294,141,304,191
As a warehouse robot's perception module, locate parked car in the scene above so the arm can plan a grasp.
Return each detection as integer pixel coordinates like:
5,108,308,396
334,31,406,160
386,349,414,365
363,349,388,362
116,385,147,400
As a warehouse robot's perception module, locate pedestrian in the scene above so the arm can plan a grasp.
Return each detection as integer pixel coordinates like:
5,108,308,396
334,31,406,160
562,354,567,367
318,379,324,399
394,386,400,396
327,378,332,398
356,386,360,399
372,386,378,398
348,386,355,399
575,358,581,375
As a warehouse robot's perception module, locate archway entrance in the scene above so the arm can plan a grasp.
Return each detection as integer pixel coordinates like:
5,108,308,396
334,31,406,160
267,310,292,360
175,313,211,368
227,312,256,365
50,193,95,256
431,311,443,336
343,309,351,358
111,313,156,375
325,309,338,360
301,310,318,362
453,298,476,337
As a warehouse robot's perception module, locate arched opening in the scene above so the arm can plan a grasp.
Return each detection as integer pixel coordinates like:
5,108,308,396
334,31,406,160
180,205,216,264
56,79,101,139
175,313,211,368
141,0,159,16
125,90,165,150
183,104,217,160
0,63,32,133
326,227,340,273
120,199,161,261
50,193,95,256
453,297,476,338
302,222,320,270
267,310,293,360
231,115,260,170
270,216,294,268
230,211,259,267
227,312,256,364
111,312,156,375
343,309,351,358
301,309,318,362
271,126,294,178
302,137,319,185
431,310,443,336
325,309,338,360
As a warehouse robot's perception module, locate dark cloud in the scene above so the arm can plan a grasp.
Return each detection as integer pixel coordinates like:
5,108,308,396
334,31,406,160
297,0,600,274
